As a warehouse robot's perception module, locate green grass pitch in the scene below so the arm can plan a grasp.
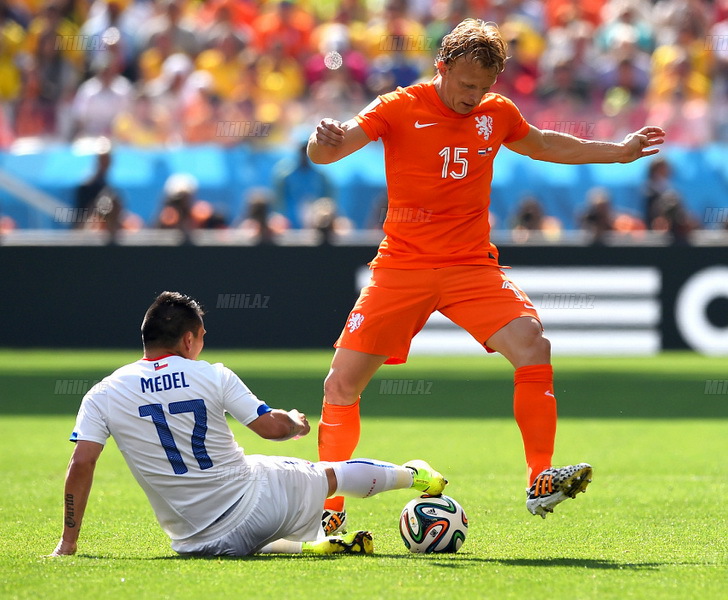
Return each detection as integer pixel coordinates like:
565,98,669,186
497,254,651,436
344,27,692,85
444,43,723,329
0,349,726,600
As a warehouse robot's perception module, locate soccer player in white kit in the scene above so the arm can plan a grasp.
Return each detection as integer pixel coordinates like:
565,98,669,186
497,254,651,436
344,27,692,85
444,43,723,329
49,291,446,557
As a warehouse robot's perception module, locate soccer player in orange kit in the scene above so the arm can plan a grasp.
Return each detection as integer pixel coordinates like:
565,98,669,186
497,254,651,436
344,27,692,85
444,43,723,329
307,18,665,532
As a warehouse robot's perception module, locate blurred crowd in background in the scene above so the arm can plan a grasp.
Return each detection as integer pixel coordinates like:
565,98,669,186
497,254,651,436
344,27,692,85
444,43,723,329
2,0,728,145
0,0,725,241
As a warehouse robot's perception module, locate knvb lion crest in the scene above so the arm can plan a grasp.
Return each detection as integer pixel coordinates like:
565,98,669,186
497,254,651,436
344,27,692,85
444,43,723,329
347,312,365,333
475,115,493,140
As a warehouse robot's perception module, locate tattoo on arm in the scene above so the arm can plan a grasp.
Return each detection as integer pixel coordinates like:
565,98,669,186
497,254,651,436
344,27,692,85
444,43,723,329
64,493,76,528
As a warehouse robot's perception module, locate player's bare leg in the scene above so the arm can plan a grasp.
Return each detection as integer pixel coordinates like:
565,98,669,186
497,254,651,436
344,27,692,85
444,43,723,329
319,348,387,533
486,316,592,517
486,316,551,369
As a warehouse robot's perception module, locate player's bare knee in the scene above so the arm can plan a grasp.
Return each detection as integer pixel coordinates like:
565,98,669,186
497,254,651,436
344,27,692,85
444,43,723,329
512,317,544,342
534,334,551,362
523,319,550,354
323,372,358,406
511,320,550,365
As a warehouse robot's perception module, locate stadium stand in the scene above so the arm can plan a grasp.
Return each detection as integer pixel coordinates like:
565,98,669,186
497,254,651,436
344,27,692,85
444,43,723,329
1,0,727,237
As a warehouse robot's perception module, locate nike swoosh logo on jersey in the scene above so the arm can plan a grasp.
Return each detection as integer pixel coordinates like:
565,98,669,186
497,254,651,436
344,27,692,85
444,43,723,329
414,121,438,128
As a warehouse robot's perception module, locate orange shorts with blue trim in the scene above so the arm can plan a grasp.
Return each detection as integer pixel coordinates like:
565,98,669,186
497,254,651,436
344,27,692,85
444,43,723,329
335,265,541,364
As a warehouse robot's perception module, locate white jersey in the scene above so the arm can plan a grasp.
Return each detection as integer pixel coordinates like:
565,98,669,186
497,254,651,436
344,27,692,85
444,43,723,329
71,354,270,541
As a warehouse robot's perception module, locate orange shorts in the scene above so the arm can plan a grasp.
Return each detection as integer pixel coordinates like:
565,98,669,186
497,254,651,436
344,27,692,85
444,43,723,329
335,265,541,364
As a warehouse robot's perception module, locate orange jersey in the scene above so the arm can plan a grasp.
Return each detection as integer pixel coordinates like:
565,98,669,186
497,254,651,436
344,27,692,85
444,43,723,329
355,81,530,268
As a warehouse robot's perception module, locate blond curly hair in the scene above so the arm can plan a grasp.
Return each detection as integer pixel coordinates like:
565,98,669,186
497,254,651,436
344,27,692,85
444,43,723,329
435,19,508,73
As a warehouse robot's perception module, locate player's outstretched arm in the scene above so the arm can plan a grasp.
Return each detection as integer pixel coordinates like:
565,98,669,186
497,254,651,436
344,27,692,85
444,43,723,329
48,441,103,557
505,125,666,165
307,118,371,165
247,408,310,441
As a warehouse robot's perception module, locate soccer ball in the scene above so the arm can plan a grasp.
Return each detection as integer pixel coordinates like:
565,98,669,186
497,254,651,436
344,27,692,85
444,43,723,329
399,494,468,553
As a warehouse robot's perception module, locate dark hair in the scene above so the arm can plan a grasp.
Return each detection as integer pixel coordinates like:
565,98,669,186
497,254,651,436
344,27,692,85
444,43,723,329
436,19,508,73
141,291,205,347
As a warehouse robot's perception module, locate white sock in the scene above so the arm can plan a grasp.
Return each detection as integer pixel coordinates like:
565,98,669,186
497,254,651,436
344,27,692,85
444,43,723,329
257,539,303,554
330,459,414,498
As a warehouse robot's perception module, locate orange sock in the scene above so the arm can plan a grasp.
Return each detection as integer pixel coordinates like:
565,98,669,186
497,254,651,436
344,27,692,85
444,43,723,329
319,398,361,512
514,364,557,486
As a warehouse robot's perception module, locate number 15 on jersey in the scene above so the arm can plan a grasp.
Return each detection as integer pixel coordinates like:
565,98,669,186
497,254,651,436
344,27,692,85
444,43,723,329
439,146,469,179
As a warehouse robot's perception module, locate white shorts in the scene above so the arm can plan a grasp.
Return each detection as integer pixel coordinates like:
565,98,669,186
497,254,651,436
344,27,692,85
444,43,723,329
171,455,329,556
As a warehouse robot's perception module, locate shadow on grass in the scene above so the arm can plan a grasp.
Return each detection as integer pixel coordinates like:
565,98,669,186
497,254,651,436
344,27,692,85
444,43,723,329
481,557,662,570
86,553,665,571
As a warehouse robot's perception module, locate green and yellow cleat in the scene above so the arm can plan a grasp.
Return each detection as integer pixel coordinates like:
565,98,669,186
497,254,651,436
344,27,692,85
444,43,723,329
302,530,374,555
403,460,448,496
